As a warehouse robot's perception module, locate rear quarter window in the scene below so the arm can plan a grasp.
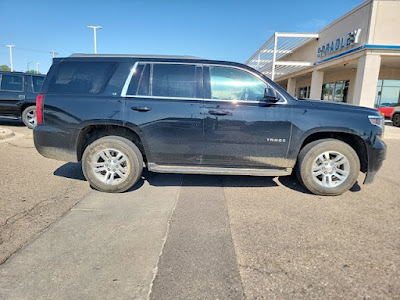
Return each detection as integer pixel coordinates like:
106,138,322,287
32,76,45,93
47,61,117,94
0,74,24,91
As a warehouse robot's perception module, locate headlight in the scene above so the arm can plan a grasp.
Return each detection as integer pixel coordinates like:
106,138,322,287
369,115,385,139
368,115,385,128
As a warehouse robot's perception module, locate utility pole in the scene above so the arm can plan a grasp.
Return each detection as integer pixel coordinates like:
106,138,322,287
86,25,102,54
5,45,15,71
36,62,40,74
50,51,59,58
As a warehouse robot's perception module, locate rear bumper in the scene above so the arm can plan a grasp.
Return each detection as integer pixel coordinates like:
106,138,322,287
364,139,386,184
33,125,78,162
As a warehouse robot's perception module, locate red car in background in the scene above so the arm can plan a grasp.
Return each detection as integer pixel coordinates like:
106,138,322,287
378,106,395,118
377,103,400,118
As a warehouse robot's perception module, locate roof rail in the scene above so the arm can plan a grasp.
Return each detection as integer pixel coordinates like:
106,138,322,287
69,53,204,59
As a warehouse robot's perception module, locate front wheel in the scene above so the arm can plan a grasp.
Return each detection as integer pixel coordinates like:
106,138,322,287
296,139,360,196
392,114,400,127
22,106,37,129
82,136,143,193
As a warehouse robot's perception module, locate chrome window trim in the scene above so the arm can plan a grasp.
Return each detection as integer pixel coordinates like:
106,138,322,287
121,61,288,105
123,61,201,99
124,94,260,104
149,63,153,96
203,98,260,104
124,95,203,101
121,62,139,97
204,63,288,105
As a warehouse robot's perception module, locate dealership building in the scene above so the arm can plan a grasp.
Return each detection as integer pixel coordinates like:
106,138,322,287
246,0,400,109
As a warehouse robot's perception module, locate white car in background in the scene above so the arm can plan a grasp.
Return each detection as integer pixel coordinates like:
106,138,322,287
392,107,400,127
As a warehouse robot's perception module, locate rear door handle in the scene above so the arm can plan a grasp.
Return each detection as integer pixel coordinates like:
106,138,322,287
131,106,151,112
208,110,229,116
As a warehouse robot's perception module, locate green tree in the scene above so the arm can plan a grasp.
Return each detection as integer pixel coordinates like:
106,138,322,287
0,65,11,71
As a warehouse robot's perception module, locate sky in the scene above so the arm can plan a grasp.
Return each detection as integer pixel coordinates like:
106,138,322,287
0,0,363,74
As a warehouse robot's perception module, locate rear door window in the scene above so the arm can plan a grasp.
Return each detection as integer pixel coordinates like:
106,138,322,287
32,76,45,92
127,64,150,96
152,64,197,98
125,63,200,99
47,61,116,94
0,74,24,91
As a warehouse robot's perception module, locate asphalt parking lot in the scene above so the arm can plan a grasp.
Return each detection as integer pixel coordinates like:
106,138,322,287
0,119,399,300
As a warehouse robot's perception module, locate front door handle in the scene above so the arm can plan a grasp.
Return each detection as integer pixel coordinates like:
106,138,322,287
131,106,151,112
208,110,229,116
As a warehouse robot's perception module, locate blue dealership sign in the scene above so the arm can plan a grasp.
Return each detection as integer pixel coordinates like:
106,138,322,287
317,29,362,58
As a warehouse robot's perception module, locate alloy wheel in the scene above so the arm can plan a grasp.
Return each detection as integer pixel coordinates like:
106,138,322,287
311,151,350,188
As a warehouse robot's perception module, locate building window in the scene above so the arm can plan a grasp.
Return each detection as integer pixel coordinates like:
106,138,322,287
375,80,400,108
298,86,310,99
321,80,349,103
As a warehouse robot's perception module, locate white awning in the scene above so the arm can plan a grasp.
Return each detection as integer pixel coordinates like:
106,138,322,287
246,32,319,80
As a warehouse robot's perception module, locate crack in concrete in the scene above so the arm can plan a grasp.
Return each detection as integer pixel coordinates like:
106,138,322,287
146,176,183,300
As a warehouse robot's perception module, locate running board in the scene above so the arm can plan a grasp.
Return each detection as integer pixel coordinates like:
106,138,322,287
147,163,292,177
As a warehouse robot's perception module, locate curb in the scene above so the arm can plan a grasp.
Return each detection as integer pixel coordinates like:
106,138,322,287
0,128,15,140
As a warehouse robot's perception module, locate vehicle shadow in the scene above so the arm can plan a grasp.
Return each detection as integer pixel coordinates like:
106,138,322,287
0,118,24,127
385,120,393,126
54,162,361,194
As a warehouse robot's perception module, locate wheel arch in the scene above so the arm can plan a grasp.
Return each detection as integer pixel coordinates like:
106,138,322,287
298,131,368,173
76,123,148,162
21,103,36,114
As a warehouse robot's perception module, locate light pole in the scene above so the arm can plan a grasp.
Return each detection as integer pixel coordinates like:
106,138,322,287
27,61,33,72
86,25,102,54
36,63,40,74
50,51,59,58
5,45,15,71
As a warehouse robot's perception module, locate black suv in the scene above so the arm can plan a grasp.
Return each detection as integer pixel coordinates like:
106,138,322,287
0,71,45,128
34,54,386,196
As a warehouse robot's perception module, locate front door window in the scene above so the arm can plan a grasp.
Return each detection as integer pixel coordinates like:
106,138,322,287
209,66,268,101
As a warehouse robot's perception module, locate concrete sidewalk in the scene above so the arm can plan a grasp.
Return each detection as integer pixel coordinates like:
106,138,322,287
0,174,183,300
384,123,400,139
0,128,14,140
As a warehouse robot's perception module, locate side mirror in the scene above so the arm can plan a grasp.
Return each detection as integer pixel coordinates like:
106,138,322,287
264,87,279,103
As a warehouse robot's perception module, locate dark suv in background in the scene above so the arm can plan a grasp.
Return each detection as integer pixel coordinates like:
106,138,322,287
34,54,386,196
0,71,45,128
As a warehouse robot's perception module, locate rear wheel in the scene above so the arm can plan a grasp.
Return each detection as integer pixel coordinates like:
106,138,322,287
22,106,37,129
82,136,143,193
392,113,400,127
296,139,360,196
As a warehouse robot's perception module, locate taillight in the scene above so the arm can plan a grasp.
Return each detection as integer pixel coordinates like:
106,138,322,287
36,94,43,125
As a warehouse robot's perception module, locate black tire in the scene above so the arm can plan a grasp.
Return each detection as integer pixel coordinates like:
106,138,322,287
295,139,360,196
82,136,143,193
22,106,37,129
392,113,400,127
